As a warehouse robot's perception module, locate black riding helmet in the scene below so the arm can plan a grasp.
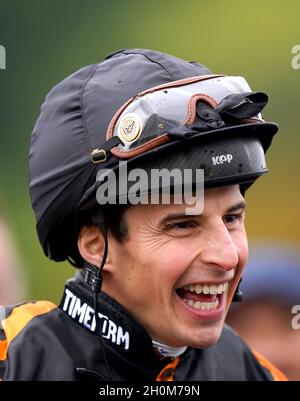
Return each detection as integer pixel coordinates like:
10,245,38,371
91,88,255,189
29,48,278,267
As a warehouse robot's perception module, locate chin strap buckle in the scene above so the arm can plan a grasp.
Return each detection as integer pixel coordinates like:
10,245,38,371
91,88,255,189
232,278,243,302
83,266,103,294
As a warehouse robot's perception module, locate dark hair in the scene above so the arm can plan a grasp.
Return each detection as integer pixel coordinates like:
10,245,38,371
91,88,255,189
104,204,130,242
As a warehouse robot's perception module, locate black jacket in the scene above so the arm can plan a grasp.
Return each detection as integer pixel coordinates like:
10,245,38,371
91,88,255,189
0,273,285,381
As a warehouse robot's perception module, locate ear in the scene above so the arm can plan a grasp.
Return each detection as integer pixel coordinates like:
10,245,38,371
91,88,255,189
78,225,110,269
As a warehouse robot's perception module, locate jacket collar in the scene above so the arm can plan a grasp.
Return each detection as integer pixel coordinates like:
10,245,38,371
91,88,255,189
59,272,169,380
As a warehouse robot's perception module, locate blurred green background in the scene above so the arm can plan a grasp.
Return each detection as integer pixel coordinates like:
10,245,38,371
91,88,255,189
0,0,299,303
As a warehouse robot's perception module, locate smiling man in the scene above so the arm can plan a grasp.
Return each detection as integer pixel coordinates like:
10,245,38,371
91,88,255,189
0,49,287,380
80,186,247,352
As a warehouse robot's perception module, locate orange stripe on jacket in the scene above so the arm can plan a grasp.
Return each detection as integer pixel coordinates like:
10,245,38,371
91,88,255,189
252,349,288,381
0,301,56,361
156,357,180,381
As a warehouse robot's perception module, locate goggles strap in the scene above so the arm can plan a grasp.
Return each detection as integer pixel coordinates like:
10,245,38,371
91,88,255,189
215,92,268,120
168,92,268,140
91,136,124,164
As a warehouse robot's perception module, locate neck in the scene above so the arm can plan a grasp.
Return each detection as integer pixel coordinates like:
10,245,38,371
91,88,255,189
152,339,187,359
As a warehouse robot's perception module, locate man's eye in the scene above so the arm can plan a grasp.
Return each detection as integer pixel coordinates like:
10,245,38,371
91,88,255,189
223,213,244,225
167,221,197,230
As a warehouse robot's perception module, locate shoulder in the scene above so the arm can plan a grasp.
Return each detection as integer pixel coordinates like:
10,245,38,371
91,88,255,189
0,299,98,380
1,301,57,353
177,324,287,380
218,324,287,381
0,301,58,379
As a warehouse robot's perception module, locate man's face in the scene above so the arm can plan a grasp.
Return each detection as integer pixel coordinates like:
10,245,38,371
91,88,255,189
104,185,248,348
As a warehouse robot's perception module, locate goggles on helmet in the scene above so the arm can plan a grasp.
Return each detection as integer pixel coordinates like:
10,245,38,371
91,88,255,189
91,74,268,163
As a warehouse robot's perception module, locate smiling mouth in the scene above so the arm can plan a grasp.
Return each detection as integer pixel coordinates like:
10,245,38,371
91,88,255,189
176,282,228,311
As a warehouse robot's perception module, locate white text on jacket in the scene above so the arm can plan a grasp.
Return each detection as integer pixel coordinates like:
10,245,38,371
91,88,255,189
62,288,130,350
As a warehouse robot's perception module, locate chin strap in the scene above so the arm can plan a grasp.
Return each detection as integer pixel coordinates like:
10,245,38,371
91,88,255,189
232,278,243,302
82,212,113,381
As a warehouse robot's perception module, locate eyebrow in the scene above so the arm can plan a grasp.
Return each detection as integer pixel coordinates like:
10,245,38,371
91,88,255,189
225,201,246,213
159,201,246,225
159,213,193,225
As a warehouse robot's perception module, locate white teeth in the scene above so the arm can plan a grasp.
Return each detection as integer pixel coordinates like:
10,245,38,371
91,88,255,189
210,285,218,295
194,284,203,294
217,284,224,294
184,298,220,311
183,282,228,295
203,285,210,294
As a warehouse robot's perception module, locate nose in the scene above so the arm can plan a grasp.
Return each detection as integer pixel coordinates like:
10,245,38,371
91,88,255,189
200,223,239,271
